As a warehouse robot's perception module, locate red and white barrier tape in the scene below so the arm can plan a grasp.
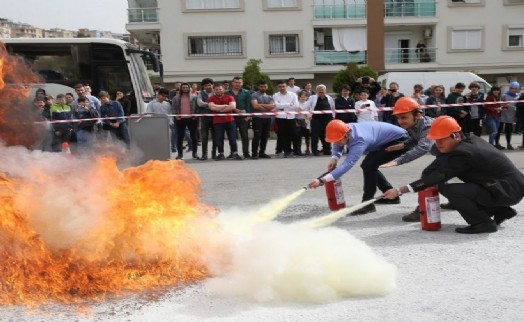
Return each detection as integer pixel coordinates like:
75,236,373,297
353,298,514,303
34,99,524,124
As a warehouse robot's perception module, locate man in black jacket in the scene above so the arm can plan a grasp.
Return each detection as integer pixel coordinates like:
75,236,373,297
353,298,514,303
383,116,524,234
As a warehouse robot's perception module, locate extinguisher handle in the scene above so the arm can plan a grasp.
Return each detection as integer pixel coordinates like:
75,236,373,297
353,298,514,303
317,171,330,181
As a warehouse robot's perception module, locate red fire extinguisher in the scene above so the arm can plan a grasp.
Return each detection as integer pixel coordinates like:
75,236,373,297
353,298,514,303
418,186,441,231
319,172,346,211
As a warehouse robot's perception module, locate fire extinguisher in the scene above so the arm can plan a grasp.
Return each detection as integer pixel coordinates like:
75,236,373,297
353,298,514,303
418,186,441,231
319,172,346,211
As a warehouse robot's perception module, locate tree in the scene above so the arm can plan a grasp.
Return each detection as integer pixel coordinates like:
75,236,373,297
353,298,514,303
242,59,275,94
332,62,378,94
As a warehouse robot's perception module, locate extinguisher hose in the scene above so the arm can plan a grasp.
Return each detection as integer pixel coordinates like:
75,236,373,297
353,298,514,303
316,171,331,185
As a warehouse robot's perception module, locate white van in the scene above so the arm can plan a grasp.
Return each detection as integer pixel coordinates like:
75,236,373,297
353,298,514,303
377,72,491,95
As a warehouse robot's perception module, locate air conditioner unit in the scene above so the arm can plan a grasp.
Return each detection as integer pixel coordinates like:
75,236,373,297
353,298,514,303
315,31,324,45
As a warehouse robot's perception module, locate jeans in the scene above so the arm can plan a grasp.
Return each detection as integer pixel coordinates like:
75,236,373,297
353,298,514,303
485,116,500,145
214,121,237,155
170,122,178,152
76,128,94,152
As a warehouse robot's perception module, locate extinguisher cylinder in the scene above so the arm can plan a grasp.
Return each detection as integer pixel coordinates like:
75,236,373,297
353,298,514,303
325,179,346,211
418,186,441,231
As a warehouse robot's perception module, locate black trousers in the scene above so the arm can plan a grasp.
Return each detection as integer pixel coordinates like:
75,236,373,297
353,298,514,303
252,117,271,155
200,116,216,157
276,118,300,155
360,141,406,201
235,117,250,157
311,117,332,154
440,183,513,225
176,118,197,156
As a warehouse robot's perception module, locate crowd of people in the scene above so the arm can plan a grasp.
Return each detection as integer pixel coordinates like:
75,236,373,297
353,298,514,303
31,77,524,161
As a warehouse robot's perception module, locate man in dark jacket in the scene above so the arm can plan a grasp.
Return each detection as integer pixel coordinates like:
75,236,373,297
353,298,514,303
383,116,524,234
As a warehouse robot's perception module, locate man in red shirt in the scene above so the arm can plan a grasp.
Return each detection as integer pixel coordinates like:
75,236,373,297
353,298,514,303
208,83,242,160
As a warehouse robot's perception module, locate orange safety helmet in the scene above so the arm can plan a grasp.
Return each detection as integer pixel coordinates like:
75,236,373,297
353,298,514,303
427,116,462,140
325,119,350,143
392,97,421,115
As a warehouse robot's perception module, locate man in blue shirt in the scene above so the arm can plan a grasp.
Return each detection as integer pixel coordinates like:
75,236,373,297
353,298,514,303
309,119,407,214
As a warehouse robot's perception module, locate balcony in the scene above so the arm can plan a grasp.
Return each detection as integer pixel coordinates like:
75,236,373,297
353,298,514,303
314,50,367,65
128,8,159,23
384,0,436,17
313,0,436,20
314,47,436,65
313,4,366,19
385,47,436,64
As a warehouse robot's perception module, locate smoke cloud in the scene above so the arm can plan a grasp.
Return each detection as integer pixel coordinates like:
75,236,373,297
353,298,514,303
205,209,397,303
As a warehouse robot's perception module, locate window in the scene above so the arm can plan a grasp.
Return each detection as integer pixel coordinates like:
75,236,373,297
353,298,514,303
269,34,299,54
185,0,241,10
448,0,484,6
450,28,482,50
504,0,524,4
265,0,300,9
507,27,524,48
188,35,243,57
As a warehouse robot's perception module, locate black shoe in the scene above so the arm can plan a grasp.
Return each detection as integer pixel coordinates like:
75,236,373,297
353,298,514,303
313,151,321,156
294,152,305,157
176,154,183,160
323,151,331,155
375,197,401,205
251,154,259,160
192,153,199,159
507,144,514,150
455,221,497,234
215,154,225,161
494,207,517,225
244,154,251,159
351,204,376,216
440,202,455,210
495,144,506,150
283,152,291,158
402,207,421,222
227,153,243,160
259,153,271,159
200,155,208,161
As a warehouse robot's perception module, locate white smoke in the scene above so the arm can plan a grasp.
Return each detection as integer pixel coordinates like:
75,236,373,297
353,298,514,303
205,209,397,303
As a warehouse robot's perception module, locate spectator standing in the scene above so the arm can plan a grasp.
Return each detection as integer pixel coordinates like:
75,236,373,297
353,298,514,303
380,82,405,124
250,80,275,159
286,77,301,95
445,82,468,132
273,80,302,157
297,90,312,155
208,83,242,160
334,85,357,124
146,87,176,153
32,97,53,152
116,90,132,116
354,88,378,123
196,78,217,160
498,81,520,150
49,94,73,152
172,83,199,160
303,84,336,156
424,85,445,117
72,97,98,153
99,91,130,148
227,76,252,159
484,86,503,148
464,82,485,137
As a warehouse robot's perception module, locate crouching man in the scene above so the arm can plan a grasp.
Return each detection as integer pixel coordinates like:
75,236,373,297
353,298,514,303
383,116,524,234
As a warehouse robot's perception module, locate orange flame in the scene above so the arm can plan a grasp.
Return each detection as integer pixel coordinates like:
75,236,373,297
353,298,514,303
0,158,219,306
0,42,42,147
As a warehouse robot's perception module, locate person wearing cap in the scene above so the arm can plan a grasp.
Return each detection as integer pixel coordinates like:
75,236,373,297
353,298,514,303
378,97,435,220
308,119,408,215
383,116,524,234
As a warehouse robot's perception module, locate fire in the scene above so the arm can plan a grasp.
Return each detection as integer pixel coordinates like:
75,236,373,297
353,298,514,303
0,158,217,306
0,42,42,148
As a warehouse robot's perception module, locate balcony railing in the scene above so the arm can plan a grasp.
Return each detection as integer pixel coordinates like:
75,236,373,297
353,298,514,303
314,47,436,65
385,47,436,64
384,0,436,17
313,0,436,19
313,4,366,19
128,8,159,23
314,50,367,65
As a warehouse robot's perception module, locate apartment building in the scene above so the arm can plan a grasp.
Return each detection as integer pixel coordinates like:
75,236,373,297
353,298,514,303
126,0,524,88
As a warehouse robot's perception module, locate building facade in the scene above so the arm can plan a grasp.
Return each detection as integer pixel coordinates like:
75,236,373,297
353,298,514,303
126,0,524,88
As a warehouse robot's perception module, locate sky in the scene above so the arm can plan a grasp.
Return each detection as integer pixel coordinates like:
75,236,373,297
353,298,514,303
0,0,128,34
